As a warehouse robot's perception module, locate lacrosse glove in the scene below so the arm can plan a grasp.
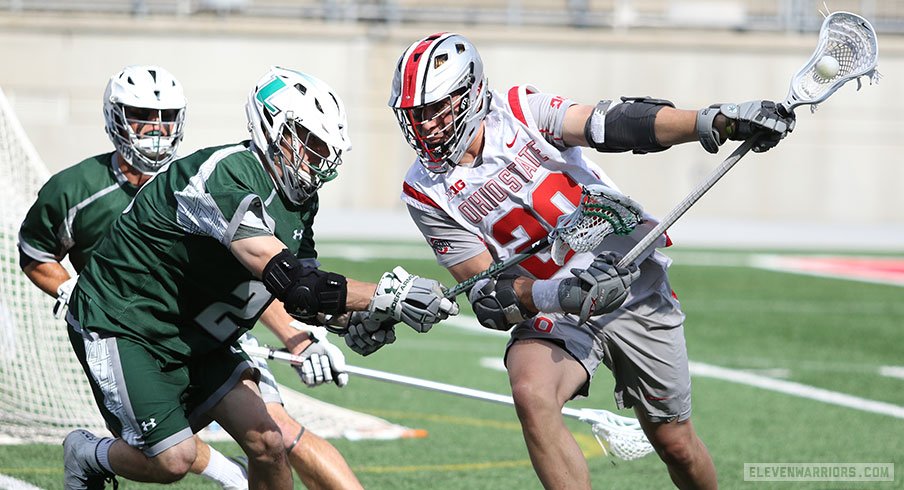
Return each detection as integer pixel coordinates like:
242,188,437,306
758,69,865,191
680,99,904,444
468,274,531,331
291,323,349,387
369,267,460,332
558,252,640,323
697,100,795,153
343,311,397,356
53,276,78,319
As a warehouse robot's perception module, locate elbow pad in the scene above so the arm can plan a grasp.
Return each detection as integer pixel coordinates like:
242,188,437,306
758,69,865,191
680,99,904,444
584,96,674,154
262,249,347,320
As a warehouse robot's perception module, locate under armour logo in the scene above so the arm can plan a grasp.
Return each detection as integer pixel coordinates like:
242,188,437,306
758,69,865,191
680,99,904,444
293,229,303,240
141,418,157,432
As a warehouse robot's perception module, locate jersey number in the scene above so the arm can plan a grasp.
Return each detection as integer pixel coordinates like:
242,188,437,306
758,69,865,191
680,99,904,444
195,281,271,342
491,173,581,279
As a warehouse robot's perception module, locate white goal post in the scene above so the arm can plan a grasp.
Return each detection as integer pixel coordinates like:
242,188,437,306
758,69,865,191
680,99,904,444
0,86,412,444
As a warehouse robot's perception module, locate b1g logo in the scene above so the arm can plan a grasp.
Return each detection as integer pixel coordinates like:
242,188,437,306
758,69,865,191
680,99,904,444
445,180,467,199
429,237,452,255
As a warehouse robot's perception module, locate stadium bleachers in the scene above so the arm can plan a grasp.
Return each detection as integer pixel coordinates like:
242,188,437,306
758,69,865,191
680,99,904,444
1,0,903,33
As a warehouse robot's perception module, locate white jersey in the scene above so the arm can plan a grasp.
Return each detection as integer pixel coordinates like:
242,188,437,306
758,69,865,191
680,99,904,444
402,85,674,304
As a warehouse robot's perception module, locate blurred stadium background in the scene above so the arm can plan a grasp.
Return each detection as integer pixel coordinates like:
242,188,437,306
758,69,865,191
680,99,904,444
0,0,902,250
1,2,903,489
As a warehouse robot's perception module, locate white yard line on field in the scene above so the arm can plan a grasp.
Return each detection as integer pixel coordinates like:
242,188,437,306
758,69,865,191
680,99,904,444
879,366,904,380
478,355,904,420
0,474,43,490
689,361,904,420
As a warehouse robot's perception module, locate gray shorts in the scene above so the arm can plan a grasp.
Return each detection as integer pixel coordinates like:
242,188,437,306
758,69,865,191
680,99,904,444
507,279,691,423
239,333,284,406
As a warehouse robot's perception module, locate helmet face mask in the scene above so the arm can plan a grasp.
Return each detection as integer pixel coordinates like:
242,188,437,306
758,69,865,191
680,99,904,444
247,67,351,205
271,119,341,196
389,32,489,173
103,66,186,174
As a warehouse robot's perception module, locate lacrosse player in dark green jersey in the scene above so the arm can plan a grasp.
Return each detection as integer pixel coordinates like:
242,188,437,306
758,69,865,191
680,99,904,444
21,65,374,490
19,65,252,489
56,66,459,489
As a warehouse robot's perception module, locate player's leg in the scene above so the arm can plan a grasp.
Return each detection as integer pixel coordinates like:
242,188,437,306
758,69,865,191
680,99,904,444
246,332,363,490
506,338,591,490
601,282,717,489
635,412,717,489
206,374,292,489
64,325,203,485
192,436,249,489
197,343,291,489
268,404,364,490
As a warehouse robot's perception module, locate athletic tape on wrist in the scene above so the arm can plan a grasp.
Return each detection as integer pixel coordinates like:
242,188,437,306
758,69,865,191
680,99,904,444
531,278,564,313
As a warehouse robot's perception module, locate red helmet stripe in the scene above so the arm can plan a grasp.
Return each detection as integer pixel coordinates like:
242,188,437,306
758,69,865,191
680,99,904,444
400,32,448,109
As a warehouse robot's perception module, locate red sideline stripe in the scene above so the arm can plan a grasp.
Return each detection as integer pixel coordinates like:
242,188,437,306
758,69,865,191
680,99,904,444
400,32,446,109
403,182,441,209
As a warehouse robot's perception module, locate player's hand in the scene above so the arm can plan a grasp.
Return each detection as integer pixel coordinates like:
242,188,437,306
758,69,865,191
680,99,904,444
53,276,78,319
290,323,348,387
558,252,639,323
369,267,459,332
343,311,397,356
467,275,529,331
698,100,795,153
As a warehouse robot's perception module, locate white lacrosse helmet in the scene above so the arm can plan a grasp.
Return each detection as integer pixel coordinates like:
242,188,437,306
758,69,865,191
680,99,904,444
103,65,186,174
246,67,351,205
389,32,490,173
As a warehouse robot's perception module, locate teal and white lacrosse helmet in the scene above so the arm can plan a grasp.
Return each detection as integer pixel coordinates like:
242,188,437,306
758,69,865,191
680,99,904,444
246,66,351,205
103,65,186,174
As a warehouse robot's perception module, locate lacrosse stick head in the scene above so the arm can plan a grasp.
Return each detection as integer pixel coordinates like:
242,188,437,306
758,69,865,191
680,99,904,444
551,184,643,266
577,409,655,461
782,11,879,114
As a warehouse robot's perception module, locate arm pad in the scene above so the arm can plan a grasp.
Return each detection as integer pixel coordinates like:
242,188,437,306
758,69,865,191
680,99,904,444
262,249,347,321
584,96,674,154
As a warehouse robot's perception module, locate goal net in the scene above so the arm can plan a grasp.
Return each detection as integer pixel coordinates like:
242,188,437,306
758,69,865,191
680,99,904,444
0,86,417,444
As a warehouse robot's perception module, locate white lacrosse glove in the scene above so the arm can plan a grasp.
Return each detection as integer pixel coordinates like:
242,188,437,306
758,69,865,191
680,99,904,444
558,252,640,324
53,276,78,319
290,322,349,387
368,267,459,333
343,311,397,356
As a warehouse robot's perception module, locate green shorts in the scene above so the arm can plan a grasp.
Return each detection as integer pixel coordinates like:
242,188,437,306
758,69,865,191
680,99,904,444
67,310,256,456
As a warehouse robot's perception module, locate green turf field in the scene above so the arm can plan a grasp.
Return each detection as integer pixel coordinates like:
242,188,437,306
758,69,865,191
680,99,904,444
1,244,901,489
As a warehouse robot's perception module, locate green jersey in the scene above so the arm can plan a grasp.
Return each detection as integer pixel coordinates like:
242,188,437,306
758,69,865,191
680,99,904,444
74,142,318,360
18,152,141,273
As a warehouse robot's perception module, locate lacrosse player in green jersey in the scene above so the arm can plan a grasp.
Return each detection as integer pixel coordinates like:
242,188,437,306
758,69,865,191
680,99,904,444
59,66,458,490
18,65,256,489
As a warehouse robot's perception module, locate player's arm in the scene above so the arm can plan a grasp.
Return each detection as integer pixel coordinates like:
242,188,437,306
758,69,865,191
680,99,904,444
21,259,71,298
556,97,794,154
230,234,457,332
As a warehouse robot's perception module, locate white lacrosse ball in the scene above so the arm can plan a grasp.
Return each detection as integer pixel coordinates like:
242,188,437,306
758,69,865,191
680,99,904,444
815,55,840,79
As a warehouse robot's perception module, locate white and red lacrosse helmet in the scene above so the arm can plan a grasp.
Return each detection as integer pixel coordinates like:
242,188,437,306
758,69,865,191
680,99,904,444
388,32,490,173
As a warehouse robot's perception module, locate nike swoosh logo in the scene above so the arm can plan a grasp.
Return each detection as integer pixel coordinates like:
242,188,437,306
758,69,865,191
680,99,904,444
505,129,520,148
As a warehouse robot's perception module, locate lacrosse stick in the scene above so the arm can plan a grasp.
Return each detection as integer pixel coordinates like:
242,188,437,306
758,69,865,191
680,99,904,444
242,343,655,461
617,10,879,269
444,184,643,299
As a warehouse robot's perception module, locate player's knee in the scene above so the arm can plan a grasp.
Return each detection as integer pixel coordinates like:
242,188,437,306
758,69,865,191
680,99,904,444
652,433,697,469
245,423,287,466
151,445,195,482
510,380,558,421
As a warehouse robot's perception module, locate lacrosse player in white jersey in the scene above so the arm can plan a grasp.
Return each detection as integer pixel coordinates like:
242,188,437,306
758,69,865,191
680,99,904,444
371,32,794,489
